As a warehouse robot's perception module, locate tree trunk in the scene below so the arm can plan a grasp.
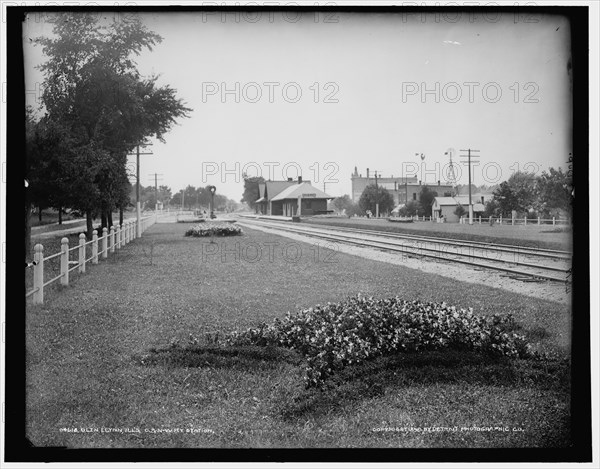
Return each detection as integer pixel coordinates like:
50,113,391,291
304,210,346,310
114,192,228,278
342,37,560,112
38,208,42,223
101,211,108,231
119,206,124,226
108,211,113,229
58,207,63,225
86,210,94,239
25,202,32,260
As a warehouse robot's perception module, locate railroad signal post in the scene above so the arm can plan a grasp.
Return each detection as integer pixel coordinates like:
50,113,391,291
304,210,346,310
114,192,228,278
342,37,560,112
208,185,217,218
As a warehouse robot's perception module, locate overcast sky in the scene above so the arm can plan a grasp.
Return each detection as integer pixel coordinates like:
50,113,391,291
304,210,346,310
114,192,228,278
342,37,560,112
23,10,573,201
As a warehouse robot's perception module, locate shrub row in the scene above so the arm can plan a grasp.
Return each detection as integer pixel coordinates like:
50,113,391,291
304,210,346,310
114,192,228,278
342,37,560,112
225,295,532,387
184,223,243,237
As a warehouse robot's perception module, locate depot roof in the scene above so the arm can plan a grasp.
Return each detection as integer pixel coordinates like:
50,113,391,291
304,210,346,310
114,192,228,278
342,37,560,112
270,183,332,201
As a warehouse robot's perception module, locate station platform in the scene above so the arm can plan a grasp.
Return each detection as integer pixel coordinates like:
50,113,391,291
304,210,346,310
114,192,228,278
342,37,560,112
238,214,293,222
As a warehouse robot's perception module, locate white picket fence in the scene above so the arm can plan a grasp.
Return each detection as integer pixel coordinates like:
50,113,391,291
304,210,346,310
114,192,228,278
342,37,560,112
26,214,157,305
459,215,571,226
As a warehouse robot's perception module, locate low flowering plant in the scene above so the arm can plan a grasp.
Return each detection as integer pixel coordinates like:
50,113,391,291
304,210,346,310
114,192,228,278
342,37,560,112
185,223,243,237
225,295,532,387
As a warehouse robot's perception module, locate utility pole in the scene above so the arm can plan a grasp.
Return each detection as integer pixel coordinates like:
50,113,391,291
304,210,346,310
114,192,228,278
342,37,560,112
127,142,153,238
460,149,480,225
148,173,164,212
374,171,379,218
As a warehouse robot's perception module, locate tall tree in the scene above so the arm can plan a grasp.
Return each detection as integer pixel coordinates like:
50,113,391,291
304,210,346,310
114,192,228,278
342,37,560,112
32,13,191,237
331,194,354,214
241,174,265,210
492,171,537,216
25,109,79,257
418,186,438,217
358,184,394,216
534,167,572,217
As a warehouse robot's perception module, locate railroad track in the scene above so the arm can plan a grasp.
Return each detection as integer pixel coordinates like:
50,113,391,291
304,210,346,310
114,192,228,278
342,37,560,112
237,217,572,283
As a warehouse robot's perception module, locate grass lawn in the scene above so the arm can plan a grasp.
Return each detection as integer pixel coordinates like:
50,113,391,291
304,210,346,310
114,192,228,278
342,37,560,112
25,222,572,448
305,217,572,251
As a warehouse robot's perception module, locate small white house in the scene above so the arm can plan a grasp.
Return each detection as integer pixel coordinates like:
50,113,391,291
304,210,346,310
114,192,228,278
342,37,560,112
432,196,486,222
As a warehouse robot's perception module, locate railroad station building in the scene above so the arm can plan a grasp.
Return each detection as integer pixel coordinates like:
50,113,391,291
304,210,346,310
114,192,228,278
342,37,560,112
351,167,454,205
255,177,332,216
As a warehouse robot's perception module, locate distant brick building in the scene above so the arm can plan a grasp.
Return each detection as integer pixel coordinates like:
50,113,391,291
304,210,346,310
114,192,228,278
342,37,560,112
351,167,454,205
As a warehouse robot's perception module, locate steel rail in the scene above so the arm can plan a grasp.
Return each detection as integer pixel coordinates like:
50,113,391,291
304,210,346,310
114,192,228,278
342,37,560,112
244,216,570,259
287,227,570,274
303,221,572,259
239,219,570,283
244,219,570,267
240,215,571,258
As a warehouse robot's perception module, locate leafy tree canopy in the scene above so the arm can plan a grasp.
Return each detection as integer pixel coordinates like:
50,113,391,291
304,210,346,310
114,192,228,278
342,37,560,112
358,184,394,215
241,174,266,209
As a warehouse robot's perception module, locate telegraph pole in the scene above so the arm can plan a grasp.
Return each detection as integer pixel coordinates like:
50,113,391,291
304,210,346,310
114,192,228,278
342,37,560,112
148,173,164,212
375,171,379,218
460,149,480,225
128,142,153,237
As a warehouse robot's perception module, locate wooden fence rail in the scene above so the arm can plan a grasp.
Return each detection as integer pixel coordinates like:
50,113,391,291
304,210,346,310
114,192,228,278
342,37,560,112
404,215,570,225
27,214,157,305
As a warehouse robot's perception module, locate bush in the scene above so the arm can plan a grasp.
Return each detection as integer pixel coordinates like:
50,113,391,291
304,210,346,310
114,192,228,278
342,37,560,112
185,223,243,237
454,204,467,218
225,295,532,387
398,200,420,217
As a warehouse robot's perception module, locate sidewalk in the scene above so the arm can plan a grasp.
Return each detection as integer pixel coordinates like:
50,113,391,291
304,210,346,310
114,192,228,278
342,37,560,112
31,214,154,240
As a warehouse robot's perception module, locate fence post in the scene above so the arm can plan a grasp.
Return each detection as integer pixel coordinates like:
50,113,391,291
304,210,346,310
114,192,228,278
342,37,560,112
92,230,99,264
117,224,122,248
124,221,129,245
478,216,481,224
499,215,502,224
524,216,527,226
553,217,556,226
78,233,86,273
538,216,541,225
130,220,134,242
60,237,69,286
110,226,115,253
33,243,44,305
102,227,108,259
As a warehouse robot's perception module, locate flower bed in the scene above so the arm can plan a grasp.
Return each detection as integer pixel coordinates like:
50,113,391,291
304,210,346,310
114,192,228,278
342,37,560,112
225,295,532,387
184,223,243,237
